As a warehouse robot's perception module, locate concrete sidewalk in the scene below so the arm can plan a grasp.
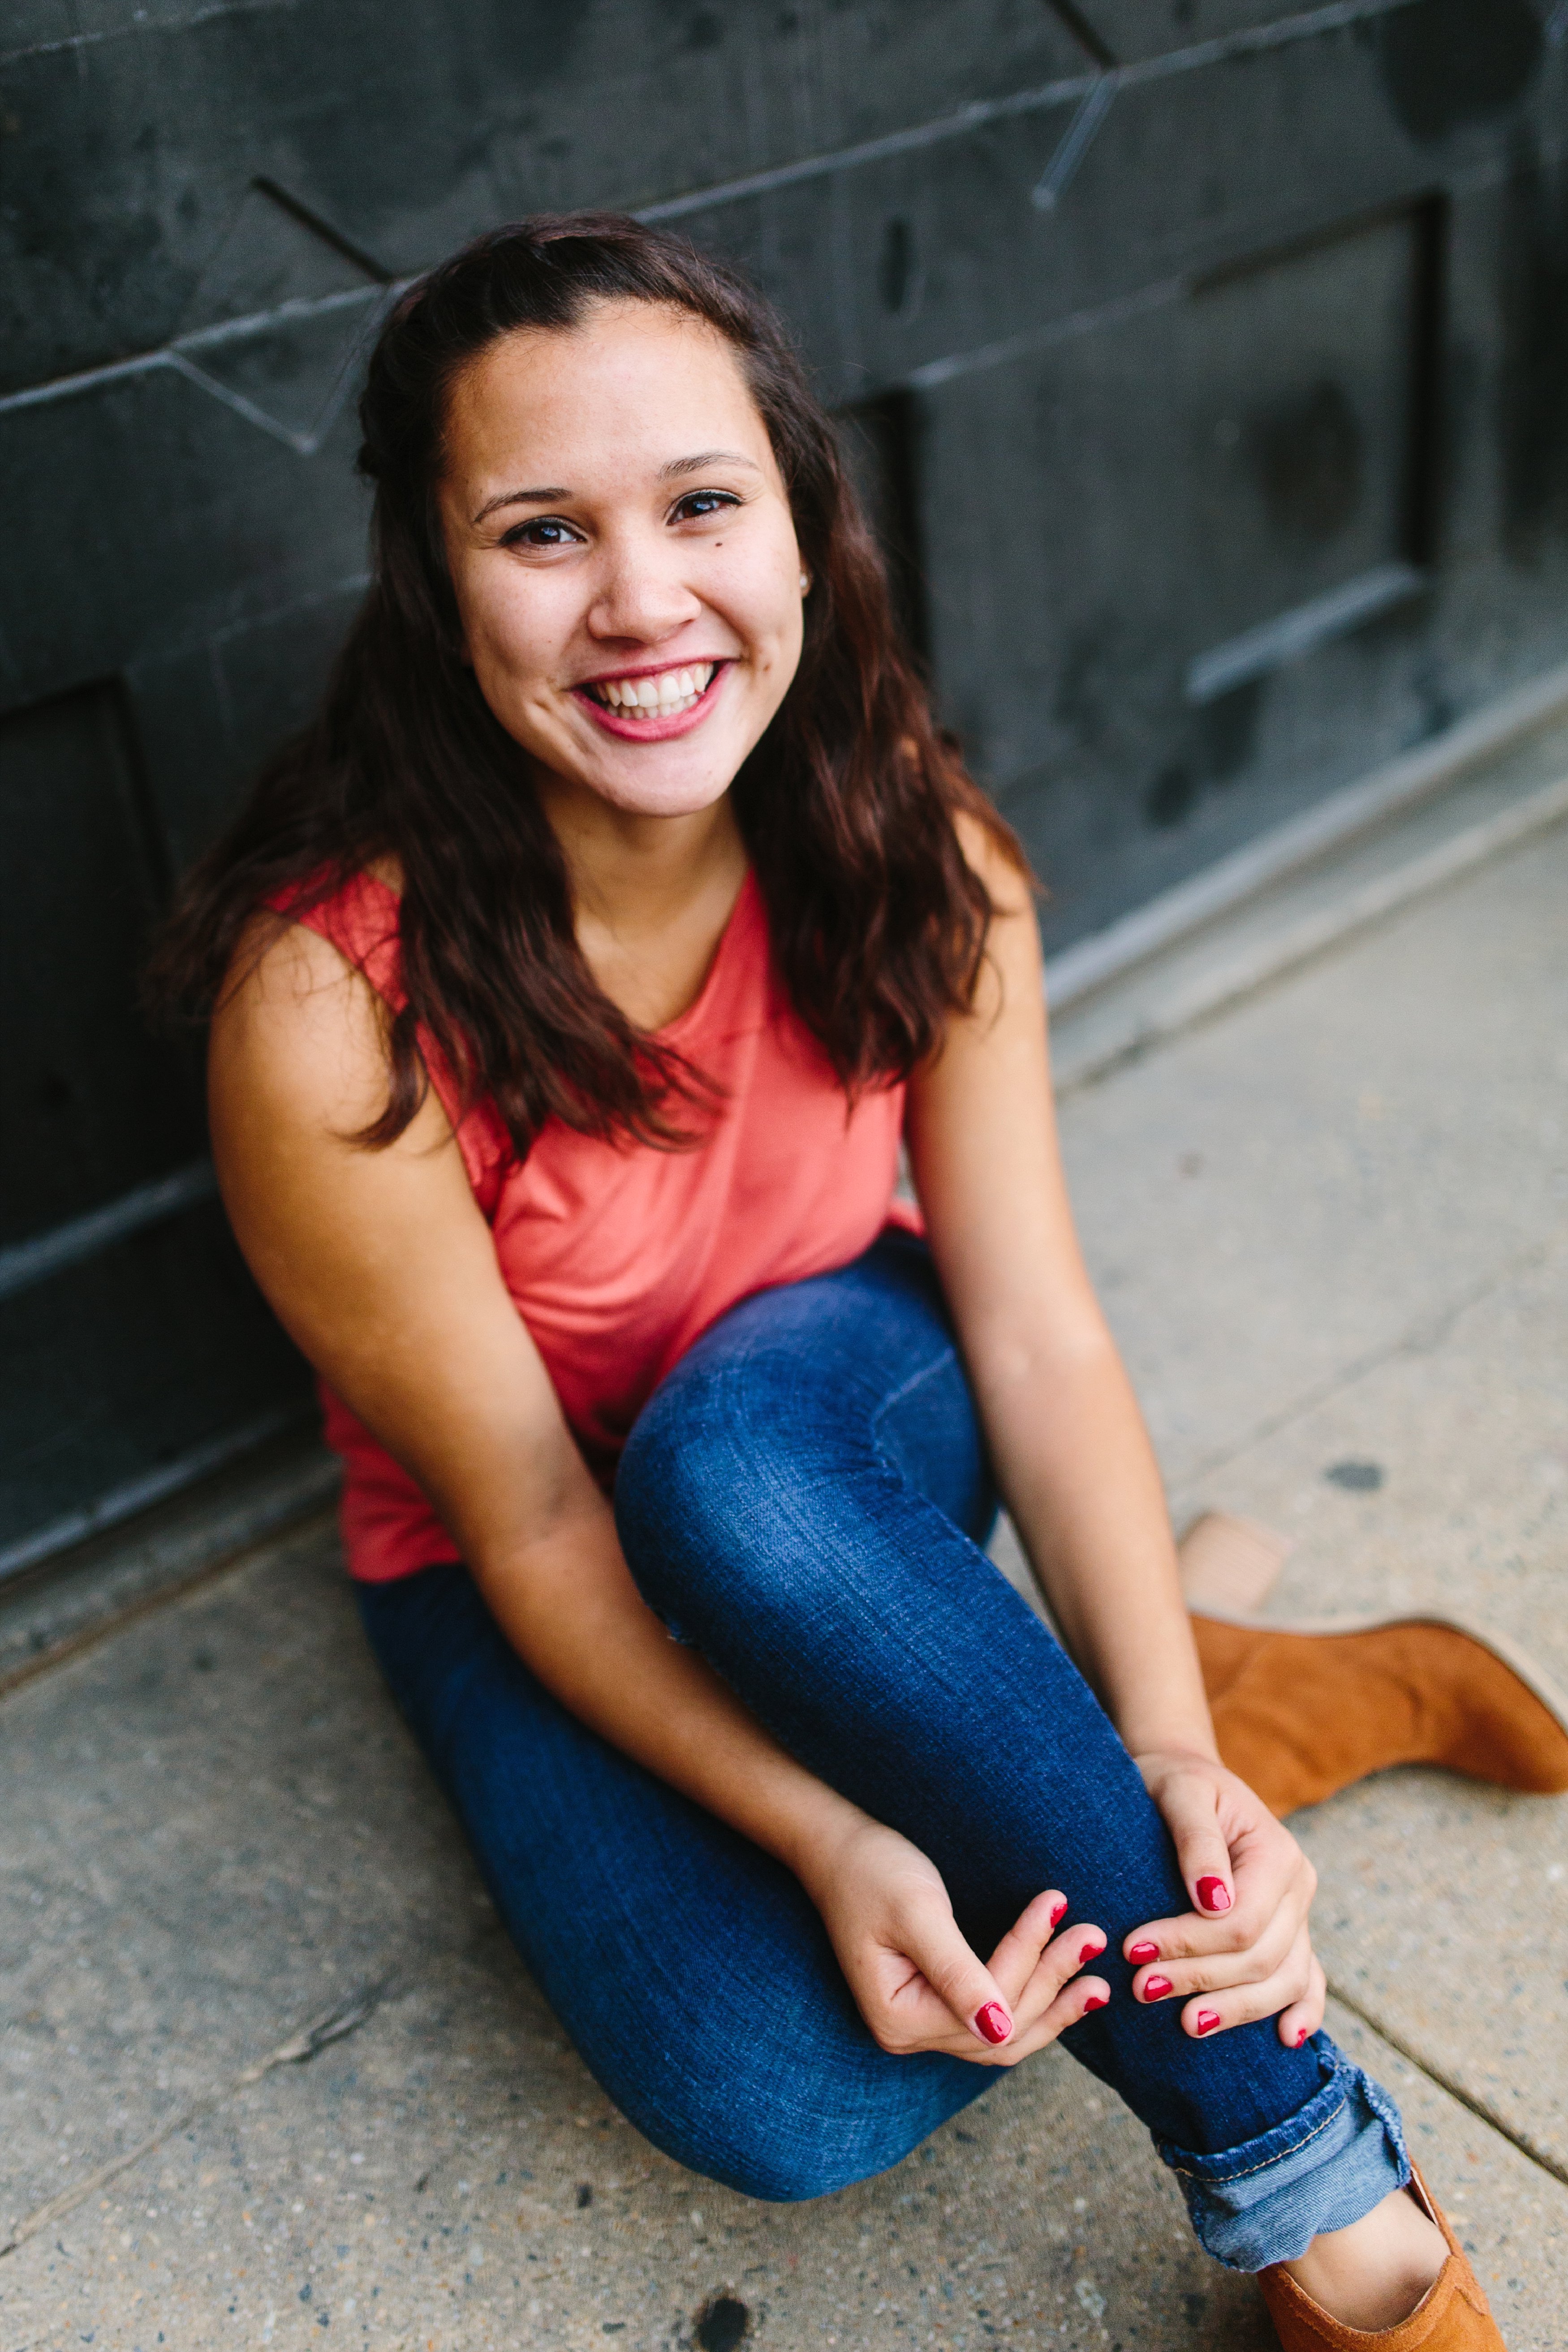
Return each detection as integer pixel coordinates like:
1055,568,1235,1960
4,820,1565,2351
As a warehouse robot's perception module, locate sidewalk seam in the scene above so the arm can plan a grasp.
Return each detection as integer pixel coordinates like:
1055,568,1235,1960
1327,1981,1568,2196
0,1980,391,2262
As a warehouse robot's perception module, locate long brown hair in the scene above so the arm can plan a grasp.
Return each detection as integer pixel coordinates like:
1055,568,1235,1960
152,213,1026,1152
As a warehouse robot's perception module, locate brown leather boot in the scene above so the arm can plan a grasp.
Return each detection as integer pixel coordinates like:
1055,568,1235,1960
1193,1605,1568,1817
1260,2167,1506,2348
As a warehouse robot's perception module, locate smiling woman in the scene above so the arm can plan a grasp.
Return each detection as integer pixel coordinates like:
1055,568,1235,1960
155,218,996,1155
148,216,1505,2349
444,320,803,796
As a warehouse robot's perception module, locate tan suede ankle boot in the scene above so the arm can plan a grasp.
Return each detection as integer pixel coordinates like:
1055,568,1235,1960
1192,1606,1568,1817
1260,2168,1506,2348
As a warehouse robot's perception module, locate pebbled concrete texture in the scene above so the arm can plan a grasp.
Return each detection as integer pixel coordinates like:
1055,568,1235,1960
1161,1234,1568,2183
1316,2002,1568,2349
1060,822,1568,2328
0,1536,1277,2352
1060,825,1568,1504
4,820,1567,2347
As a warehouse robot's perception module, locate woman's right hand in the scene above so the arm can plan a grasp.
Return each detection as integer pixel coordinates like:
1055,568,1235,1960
798,1813,1111,2064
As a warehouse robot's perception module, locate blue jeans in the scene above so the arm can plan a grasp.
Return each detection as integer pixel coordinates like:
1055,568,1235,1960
358,1232,1407,2269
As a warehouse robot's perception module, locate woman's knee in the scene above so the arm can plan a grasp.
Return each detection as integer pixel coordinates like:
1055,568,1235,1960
616,1350,747,1538
566,1934,970,2205
615,1343,842,1627
688,2132,875,2205
626,2071,941,2205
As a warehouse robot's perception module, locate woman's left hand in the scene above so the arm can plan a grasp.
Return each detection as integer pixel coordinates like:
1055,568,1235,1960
1124,1748,1325,2049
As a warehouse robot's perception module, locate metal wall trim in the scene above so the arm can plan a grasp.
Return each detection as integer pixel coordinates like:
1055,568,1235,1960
1184,562,1428,705
640,0,1421,224
1044,656,1568,1013
0,0,1428,459
0,1405,302,1585
0,1162,219,1305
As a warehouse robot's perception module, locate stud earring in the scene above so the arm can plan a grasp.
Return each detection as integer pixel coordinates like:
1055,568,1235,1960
799,571,810,593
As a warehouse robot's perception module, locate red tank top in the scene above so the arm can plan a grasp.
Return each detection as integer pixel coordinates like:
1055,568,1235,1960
291,869,920,1581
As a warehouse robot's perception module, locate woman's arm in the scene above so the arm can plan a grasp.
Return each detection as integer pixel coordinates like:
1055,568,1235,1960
210,920,849,1860
209,917,1107,2063
904,837,1212,1754
905,830,1323,2046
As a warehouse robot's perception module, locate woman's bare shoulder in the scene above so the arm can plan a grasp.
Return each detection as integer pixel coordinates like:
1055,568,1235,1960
210,909,393,1136
952,807,1034,922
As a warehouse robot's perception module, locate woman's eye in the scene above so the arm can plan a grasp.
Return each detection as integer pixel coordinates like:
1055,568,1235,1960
502,517,583,549
672,490,740,522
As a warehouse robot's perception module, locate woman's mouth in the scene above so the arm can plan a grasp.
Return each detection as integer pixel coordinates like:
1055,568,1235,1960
571,659,727,740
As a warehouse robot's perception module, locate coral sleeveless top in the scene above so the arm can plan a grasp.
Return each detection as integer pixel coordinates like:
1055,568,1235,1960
293,869,920,1582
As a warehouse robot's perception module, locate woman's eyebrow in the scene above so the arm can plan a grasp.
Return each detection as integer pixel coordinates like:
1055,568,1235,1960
660,450,763,479
473,485,569,523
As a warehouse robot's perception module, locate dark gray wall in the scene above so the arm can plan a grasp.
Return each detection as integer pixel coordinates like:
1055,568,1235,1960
3,0,1566,1570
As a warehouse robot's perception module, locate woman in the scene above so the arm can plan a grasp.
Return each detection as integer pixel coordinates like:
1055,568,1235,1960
157,215,1511,2348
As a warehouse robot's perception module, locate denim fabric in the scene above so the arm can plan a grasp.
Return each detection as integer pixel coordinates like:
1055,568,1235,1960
358,1230,1406,2266
1162,2040,1410,2269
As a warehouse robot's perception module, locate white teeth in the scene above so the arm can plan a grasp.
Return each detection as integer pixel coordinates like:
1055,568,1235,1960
589,661,717,716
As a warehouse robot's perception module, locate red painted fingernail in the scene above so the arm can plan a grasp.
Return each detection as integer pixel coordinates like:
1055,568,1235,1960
1295,2027,1310,2047
1128,1941,1160,1964
1078,1938,1103,1965
1195,2010,1221,2035
1142,1975,1173,2001
975,2002,1011,2045
1049,1898,1068,1929
1197,1877,1232,1914
1082,1992,1108,2011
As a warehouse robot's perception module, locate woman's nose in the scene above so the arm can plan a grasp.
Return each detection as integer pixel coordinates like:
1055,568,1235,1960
588,536,704,643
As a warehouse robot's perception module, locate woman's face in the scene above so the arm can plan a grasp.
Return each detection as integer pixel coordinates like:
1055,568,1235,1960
438,300,806,820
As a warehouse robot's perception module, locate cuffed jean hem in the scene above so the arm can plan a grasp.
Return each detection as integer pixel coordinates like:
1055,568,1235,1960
1158,2033,1410,2271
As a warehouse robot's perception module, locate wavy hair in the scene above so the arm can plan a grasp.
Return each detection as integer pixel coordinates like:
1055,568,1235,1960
151,212,1027,1151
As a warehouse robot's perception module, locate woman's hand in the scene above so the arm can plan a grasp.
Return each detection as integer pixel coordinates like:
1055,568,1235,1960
1125,1748,1324,2049
798,1813,1111,2065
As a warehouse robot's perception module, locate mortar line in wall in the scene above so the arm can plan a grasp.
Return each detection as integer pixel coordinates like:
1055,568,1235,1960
637,0,1420,222
0,0,297,69
1326,1980,1568,2194
1,0,1417,78
1,9,1428,398
129,570,373,676
5,0,1540,436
